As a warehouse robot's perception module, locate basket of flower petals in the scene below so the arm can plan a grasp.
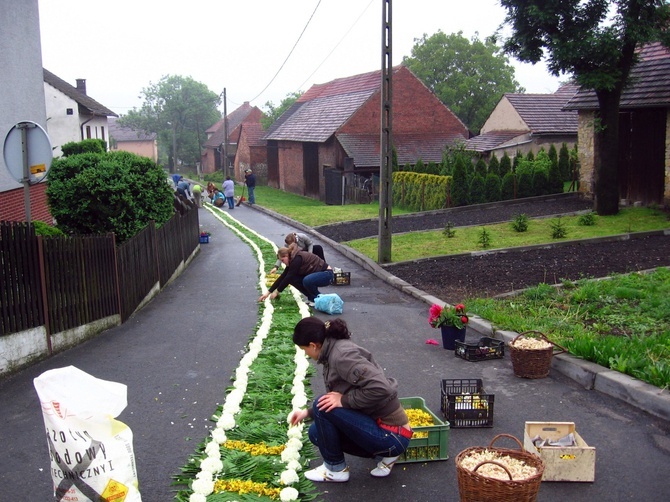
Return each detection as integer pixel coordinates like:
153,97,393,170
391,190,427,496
456,434,545,502
509,331,566,379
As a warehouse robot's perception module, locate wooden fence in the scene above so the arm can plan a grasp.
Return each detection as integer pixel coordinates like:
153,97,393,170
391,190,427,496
1,206,200,341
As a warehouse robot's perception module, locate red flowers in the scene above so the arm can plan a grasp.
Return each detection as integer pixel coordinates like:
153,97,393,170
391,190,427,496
428,303,469,329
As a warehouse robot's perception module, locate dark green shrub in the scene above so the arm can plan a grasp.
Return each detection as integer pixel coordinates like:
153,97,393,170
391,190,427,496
442,221,456,238
559,143,571,181
501,172,515,200
469,173,486,204
511,213,529,232
477,228,492,249
532,167,550,196
426,161,440,175
484,173,502,202
516,171,533,198
550,217,568,239
414,158,426,174
450,155,469,207
578,212,597,226
46,150,175,243
474,157,487,177
499,151,512,176
513,150,523,172
60,139,106,157
488,154,500,177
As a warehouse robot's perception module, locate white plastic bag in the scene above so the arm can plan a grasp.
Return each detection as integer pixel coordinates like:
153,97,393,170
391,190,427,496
33,366,142,501
314,293,344,315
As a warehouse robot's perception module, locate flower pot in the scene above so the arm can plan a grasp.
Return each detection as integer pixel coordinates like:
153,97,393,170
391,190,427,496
441,325,466,350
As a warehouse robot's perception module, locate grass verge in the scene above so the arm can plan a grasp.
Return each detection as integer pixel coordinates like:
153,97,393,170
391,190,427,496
468,268,670,389
344,207,670,262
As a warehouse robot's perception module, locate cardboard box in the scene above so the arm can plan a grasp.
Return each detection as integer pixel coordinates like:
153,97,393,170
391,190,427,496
524,421,595,482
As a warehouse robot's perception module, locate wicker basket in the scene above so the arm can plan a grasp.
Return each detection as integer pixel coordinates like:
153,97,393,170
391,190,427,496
509,331,566,379
456,434,545,502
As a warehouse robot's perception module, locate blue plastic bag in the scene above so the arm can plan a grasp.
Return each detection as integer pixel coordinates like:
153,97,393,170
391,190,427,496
314,293,344,315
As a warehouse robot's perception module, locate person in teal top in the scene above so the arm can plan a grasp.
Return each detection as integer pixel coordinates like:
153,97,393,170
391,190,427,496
211,188,225,207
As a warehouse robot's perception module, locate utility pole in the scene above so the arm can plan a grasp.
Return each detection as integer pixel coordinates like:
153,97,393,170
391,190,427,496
378,0,393,263
222,88,230,177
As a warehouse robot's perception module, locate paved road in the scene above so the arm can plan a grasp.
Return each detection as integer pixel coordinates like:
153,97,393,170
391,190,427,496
1,204,669,501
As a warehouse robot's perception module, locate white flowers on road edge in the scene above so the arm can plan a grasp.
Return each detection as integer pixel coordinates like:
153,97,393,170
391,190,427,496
186,208,311,502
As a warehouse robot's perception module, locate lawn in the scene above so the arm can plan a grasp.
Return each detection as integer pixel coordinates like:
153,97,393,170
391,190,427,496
344,207,670,262
241,186,412,226
468,268,670,389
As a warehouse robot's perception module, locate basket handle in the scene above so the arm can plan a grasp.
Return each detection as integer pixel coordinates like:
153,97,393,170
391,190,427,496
515,330,567,355
488,433,523,451
472,460,513,481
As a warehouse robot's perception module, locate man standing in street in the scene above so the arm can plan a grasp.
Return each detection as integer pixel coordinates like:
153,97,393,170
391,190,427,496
244,169,256,205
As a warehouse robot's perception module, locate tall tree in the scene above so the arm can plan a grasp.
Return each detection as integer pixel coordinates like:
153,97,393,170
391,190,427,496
403,30,523,132
499,0,670,215
261,91,303,129
120,75,221,171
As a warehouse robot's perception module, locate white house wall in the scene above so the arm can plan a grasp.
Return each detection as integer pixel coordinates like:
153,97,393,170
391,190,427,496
44,83,81,157
480,97,527,133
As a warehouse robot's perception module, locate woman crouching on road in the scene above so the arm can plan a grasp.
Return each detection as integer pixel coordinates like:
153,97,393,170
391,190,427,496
288,317,412,482
258,243,333,306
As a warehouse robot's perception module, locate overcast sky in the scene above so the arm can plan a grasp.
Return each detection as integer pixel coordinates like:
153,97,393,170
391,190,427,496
38,0,565,117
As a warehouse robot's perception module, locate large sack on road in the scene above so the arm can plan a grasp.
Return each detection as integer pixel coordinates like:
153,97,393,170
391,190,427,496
34,366,142,501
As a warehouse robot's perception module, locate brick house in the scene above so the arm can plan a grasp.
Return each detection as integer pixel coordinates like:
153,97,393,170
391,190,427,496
235,122,267,183
201,102,263,175
465,85,578,159
262,65,469,202
565,42,670,207
108,117,158,162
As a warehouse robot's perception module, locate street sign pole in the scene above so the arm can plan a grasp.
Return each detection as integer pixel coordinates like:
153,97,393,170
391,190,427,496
19,122,36,222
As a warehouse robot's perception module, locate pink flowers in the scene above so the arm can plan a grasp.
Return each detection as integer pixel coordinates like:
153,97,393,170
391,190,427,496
428,303,469,329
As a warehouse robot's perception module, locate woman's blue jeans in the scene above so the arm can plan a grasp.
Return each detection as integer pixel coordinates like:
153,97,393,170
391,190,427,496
308,398,410,471
302,270,334,301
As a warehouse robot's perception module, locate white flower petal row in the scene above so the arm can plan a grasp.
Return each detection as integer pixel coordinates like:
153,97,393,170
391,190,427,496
184,209,311,502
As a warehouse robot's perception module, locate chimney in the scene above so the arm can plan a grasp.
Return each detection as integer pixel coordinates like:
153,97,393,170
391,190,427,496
76,79,87,95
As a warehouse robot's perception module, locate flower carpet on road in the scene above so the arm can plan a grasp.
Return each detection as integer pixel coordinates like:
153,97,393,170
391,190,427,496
173,205,318,502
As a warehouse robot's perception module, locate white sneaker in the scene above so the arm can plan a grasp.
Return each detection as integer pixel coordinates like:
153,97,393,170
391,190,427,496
370,456,400,477
304,464,350,482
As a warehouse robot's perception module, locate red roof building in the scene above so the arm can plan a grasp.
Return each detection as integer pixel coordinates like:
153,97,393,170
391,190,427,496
262,65,469,202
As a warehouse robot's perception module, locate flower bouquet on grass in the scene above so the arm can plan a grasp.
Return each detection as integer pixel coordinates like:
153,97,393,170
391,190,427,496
429,303,469,350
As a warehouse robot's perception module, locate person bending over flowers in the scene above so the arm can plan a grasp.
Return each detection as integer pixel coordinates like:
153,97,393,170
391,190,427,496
288,317,413,482
259,243,333,305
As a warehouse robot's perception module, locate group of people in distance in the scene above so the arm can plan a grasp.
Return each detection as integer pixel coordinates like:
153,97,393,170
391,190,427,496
261,232,413,482
173,168,257,210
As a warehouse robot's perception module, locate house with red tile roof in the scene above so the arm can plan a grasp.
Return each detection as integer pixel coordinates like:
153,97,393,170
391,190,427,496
262,65,469,202
201,102,263,175
565,42,670,207
465,84,578,159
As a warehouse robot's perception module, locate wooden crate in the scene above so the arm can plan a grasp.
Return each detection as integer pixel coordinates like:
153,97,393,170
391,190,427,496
523,421,595,482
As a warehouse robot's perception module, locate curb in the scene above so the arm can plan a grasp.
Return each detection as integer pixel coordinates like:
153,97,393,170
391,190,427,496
248,203,670,423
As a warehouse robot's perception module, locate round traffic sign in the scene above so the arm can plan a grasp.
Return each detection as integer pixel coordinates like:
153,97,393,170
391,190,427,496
3,120,53,185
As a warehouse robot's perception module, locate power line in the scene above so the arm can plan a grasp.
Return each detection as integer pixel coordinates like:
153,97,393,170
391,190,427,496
296,0,375,92
247,0,322,103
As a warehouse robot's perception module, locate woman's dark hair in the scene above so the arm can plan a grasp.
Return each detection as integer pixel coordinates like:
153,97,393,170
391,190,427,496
293,317,350,346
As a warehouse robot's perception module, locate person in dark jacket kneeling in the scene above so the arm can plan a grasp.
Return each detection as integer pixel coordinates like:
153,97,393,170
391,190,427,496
259,243,333,306
288,317,413,482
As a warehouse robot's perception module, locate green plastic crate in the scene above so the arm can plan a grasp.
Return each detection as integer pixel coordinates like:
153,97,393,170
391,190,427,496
398,396,450,463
